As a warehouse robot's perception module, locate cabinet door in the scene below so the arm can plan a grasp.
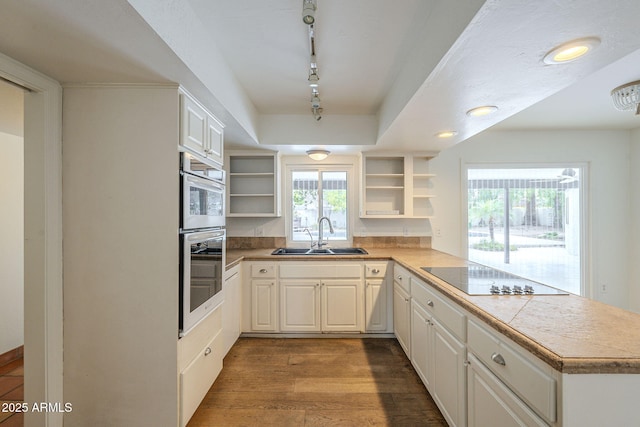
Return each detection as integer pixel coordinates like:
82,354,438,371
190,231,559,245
467,353,547,427
410,300,433,390
432,319,467,427
222,268,241,355
365,278,387,331
180,94,208,157
393,282,411,356
322,279,363,332
251,279,277,331
205,116,223,166
280,280,320,332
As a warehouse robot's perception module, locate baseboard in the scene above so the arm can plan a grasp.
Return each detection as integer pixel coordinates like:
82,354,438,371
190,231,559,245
240,333,396,339
0,345,24,367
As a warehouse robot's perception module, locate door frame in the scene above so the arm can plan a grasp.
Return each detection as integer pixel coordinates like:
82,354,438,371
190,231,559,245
0,52,63,426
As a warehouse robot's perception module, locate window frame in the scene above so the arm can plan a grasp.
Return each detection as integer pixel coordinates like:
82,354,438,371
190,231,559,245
284,161,355,248
462,162,590,296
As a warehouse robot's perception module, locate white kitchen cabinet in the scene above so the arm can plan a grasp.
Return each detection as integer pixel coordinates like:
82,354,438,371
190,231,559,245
360,154,435,218
467,319,556,425
249,263,278,331
179,89,224,166
177,304,223,427
467,353,548,427
393,263,412,356
279,263,364,333
410,299,433,389
364,262,391,332
222,264,241,356
226,151,281,217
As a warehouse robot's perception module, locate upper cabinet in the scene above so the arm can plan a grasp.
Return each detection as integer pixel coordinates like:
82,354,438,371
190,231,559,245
360,154,435,218
179,88,224,167
225,151,281,217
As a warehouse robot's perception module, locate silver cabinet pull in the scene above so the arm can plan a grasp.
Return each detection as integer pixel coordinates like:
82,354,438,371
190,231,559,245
372,268,380,274
397,275,403,280
259,268,268,273
491,352,506,366
204,347,212,356
427,300,434,307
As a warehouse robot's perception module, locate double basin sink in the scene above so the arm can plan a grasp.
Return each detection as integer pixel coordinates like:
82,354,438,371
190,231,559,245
271,247,368,255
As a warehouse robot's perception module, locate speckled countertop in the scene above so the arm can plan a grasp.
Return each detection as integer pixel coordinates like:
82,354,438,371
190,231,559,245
226,247,640,374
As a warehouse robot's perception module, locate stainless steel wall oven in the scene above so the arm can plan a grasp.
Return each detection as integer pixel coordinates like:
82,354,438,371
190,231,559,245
179,152,226,337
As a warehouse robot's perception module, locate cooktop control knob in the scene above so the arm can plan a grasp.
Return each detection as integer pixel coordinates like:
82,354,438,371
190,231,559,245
501,285,512,294
524,285,535,294
490,285,500,294
513,285,523,294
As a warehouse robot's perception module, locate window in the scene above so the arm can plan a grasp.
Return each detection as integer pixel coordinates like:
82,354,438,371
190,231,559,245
290,169,349,244
466,165,586,295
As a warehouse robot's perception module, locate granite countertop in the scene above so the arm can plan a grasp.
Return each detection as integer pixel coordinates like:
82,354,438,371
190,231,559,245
226,247,640,374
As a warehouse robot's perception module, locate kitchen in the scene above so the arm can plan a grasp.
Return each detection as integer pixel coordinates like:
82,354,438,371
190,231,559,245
1,0,640,426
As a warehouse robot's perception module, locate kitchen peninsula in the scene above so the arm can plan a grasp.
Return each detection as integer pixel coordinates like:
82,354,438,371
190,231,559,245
225,245,640,426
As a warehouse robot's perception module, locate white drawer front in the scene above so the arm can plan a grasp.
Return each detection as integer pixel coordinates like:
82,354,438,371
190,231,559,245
468,320,556,423
251,264,276,278
365,263,388,278
393,263,411,293
411,277,466,341
179,331,223,427
279,263,362,279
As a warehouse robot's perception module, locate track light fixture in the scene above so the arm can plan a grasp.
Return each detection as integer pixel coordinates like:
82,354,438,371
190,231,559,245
303,1,323,120
302,0,316,25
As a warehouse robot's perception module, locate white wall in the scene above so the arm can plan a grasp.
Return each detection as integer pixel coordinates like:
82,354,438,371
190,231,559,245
430,129,632,309
62,85,179,426
0,131,23,355
629,129,640,312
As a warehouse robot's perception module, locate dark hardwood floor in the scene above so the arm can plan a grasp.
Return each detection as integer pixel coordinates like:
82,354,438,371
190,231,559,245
188,337,447,426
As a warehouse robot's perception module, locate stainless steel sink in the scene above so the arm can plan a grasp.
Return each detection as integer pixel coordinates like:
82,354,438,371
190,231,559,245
271,247,368,255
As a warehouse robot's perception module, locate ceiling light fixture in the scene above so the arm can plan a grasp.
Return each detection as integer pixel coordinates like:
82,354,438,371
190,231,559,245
543,37,600,65
466,105,498,117
436,131,458,138
302,0,316,25
303,2,323,120
306,149,330,161
611,80,640,115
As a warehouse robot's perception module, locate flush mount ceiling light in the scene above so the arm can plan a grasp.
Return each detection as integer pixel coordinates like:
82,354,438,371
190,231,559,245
466,105,498,117
543,37,600,65
306,149,330,160
435,130,458,138
302,0,317,25
611,80,640,115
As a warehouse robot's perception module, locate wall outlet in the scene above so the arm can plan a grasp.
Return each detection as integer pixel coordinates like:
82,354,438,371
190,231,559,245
434,228,442,237
600,283,608,293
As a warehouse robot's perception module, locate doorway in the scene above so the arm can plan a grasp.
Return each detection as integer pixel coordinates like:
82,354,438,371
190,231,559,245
0,53,63,426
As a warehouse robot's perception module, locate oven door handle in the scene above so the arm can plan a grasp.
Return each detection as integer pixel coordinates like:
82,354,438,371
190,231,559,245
185,230,226,242
184,173,225,192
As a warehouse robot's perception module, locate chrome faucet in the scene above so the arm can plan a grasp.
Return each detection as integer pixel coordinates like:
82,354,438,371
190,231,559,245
317,216,334,248
303,228,316,248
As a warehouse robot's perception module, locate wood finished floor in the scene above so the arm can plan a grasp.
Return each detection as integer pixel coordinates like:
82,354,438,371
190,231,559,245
188,338,447,426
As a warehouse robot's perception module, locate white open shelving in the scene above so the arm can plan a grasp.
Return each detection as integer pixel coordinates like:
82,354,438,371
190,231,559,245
226,152,281,217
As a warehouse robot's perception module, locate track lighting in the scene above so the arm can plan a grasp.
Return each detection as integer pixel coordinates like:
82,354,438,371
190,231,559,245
302,0,316,25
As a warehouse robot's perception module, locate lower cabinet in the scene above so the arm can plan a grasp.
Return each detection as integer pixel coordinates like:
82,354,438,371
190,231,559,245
222,264,241,355
178,304,224,427
280,274,363,332
467,353,548,427
411,299,466,427
252,279,278,331
393,282,411,356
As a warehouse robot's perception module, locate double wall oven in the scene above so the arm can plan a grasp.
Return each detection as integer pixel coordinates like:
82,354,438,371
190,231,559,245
179,152,226,337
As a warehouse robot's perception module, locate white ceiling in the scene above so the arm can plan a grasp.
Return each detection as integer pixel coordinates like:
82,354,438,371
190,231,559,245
1,0,639,154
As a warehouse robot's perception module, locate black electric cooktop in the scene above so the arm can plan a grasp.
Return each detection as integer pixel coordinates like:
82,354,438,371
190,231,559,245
421,263,568,295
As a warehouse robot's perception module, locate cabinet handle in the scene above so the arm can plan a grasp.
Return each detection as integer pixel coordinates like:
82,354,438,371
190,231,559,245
404,298,409,302
427,300,434,307
372,268,380,274
259,268,268,273
316,283,320,287
491,352,506,366
204,347,212,356
397,275,403,280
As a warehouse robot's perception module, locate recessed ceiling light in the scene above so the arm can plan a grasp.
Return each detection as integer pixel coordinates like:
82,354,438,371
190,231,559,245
543,37,600,64
466,106,498,117
436,131,457,138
